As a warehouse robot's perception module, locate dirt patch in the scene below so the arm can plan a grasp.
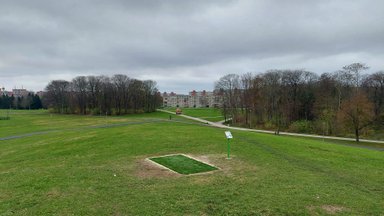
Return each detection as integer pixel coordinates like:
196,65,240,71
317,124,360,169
307,205,347,215
188,154,214,165
46,188,61,198
135,154,256,179
321,205,345,214
135,158,180,179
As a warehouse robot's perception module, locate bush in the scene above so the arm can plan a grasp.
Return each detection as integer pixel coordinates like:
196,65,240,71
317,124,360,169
264,121,276,130
288,120,314,134
90,108,101,115
47,108,56,113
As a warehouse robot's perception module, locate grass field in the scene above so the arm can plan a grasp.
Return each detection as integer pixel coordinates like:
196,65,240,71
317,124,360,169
164,107,224,122
0,110,383,215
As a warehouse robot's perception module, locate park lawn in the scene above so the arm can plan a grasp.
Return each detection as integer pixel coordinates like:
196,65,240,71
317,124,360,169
165,107,224,122
0,109,195,138
0,110,383,215
300,136,384,151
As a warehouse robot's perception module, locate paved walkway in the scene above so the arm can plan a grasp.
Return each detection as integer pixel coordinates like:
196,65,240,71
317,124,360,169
158,109,384,144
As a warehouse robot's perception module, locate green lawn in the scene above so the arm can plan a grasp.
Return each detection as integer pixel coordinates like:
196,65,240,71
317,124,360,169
150,154,218,174
164,107,224,122
0,110,383,215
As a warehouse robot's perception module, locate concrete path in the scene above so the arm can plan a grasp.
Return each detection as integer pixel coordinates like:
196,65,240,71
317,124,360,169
158,109,384,144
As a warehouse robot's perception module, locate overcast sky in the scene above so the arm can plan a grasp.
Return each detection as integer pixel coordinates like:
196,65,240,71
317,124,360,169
0,0,383,93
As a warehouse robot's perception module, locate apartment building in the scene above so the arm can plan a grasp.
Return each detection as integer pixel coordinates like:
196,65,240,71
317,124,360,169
12,88,29,97
0,87,32,97
162,90,222,108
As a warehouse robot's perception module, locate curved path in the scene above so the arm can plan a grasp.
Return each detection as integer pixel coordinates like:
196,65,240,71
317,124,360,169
158,109,384,145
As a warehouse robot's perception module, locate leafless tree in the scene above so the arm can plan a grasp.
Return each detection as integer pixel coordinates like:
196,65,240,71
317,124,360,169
342,63,369,93
112,74,131,115
45,80,70,113
44,74,161,115
214,74,240,124
362,71,384,123
72,76,88,114
337,92,374,142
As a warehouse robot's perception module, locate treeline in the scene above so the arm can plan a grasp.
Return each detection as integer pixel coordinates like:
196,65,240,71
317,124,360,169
0,94,42,109
215,63,384,141
44,74,162,115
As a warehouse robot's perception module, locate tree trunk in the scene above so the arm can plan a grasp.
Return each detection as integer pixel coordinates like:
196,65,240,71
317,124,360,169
355,128,359,142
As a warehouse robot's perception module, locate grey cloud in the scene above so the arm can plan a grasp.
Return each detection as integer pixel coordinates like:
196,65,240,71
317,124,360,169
0,0,383,93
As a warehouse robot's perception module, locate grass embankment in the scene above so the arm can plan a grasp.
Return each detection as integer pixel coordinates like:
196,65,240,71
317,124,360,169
164,107,224,122
0,110,383,215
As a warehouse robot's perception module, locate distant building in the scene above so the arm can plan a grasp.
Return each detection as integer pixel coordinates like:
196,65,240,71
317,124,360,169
12,88,30,97
0,87,12,97
162,90,223,108
36,91,45,98
0,87,36,97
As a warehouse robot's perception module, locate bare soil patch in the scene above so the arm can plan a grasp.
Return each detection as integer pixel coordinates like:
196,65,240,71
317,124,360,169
307,205,347,215
135,158,180,179
135,153,256,179
321,205,346,214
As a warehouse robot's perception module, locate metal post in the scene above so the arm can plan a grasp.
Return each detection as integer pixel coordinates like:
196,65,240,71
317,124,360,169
249,109,252,129
227,138,230,159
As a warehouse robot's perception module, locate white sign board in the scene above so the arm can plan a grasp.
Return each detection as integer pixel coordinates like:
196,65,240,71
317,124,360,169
225,131,233,139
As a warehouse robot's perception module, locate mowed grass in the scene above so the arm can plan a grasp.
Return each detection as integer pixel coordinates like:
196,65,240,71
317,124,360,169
150,154,218,175
164,107,224,122
0,110,383,215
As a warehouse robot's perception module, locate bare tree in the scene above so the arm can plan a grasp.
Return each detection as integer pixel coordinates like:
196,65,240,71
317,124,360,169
143,80,160,112
72,76,88,114
112,74,131,115
240,73,253,127
214,74,240,124
87,76,103,114
362,71,384,123
314,73,339,135
44,74,161,116
337,92,374,142
44,80,70,113
341,63,369,93
261,70,284,134
214,65,380,139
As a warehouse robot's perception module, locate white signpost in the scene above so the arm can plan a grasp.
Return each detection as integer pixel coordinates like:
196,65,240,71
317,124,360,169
225,131,233,139
225,131,233,159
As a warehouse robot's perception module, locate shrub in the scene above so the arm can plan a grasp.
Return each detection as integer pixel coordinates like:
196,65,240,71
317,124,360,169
288,120,314,134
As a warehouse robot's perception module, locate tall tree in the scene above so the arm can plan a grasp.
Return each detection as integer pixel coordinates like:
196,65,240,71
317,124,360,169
362,71,384,122
72,76,88,114
44,80,70,113
86,76,103,114
44,74,161,115
313,73,339,135
341,62,369,93
31,95,42,109
240,73,254,127
143,80,159,112
214,74,240,124
112,74,131,115
337,92,374,142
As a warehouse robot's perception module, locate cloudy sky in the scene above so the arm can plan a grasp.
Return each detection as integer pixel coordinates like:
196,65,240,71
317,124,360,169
0,0,383,93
